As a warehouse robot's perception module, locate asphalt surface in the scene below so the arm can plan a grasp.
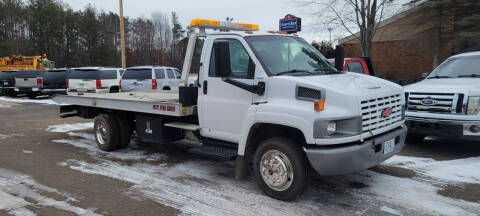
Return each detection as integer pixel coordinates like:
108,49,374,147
0,97,479,216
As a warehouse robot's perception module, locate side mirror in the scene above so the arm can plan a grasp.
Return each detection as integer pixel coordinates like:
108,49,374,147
335,45,345,71
213,40,231,77
422,73,429,79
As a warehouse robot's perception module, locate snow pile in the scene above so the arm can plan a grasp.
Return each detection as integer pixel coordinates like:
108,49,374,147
0,96,61,105
0,168,101,216
384,155,480,184
47,123,93,133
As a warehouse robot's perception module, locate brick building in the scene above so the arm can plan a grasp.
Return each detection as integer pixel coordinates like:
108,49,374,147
339,1,480,81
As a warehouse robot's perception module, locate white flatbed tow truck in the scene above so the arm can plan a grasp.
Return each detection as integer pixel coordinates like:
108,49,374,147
54,19,408,201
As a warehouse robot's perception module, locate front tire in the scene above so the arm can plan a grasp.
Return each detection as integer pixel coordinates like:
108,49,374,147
253,137,311,201
94,114,121,151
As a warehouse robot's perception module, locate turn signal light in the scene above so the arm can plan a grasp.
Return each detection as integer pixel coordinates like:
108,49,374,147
314,100,325,112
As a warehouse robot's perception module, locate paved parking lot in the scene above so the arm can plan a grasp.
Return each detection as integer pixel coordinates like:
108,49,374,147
0,97,479,216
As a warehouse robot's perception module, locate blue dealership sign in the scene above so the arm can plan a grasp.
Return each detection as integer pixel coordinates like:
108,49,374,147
279,14,302,33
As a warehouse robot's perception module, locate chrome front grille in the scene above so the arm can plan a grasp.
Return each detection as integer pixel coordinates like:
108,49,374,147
361,94,403,132
406,93,465,114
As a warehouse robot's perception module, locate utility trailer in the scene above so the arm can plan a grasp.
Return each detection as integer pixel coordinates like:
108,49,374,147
54,19,408,201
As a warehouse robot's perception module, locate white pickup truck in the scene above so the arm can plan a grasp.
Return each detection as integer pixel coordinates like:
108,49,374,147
404,51,480,141
54,19,407,200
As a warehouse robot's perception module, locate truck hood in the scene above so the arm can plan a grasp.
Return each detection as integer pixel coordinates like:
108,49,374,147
405,78,480,93
277,72,403,100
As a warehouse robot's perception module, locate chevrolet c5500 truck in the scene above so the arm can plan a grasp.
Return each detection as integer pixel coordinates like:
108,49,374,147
54,19,407,200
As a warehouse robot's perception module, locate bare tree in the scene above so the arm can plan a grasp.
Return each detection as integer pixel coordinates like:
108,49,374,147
296,0,397,57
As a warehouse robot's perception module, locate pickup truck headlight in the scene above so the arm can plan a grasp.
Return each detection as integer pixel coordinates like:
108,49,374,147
467,97,480,115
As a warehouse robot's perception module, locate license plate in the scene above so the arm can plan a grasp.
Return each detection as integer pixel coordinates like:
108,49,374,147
3,82,7,85
79,83,85,87
383,139,396,154
32,88,39,91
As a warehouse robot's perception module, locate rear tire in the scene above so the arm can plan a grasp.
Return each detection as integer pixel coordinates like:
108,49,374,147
94,114,121,151
253,137,311,201
112,113,132,149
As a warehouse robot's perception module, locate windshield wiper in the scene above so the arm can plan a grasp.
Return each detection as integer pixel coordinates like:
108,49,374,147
275,69,314,76
428,75,452,79
457,74,480,78
314,70,340,74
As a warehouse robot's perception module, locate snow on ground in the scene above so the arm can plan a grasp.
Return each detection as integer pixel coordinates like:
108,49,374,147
0,134,25,140
0,103,12,108
384,155,480,184
48,123,480,216
0,168,102,216
46,123,93,133
0,96,62,105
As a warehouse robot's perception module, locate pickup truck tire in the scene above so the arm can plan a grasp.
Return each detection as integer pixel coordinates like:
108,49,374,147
27,93,37,99
406,134,426,143
94,114,121,151
253,137,311,201
113,114,132,149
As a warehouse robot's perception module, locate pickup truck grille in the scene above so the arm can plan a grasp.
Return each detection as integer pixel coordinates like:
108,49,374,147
406,93,465,114
361,94,403,132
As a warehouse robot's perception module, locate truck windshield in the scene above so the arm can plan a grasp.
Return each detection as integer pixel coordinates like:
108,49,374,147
429,56,480,78
16,70,43,78
0,72,15,80
245,36,338,76
69,70,116,80
122,69,152,80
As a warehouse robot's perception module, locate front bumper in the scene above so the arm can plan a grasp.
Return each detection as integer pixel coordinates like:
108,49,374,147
406,117,480,138
305,126,407,176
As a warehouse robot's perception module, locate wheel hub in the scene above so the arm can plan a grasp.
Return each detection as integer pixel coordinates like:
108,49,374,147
260,149,294,191
96,122,107,145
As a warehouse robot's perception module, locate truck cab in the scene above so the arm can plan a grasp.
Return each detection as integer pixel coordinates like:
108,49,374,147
55,19,407,201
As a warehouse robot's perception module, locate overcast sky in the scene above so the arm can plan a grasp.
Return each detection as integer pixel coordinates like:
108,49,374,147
64,0,335,42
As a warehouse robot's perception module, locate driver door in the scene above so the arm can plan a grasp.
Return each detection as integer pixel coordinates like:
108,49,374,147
198,37,255,143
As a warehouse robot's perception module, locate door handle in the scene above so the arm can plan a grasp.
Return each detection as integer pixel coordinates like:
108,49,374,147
203,80,208,94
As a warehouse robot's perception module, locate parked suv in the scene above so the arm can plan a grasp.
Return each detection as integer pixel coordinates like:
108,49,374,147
14,70,45,99
41,69,70,96
120,66,181,92
404,51,480,141
67,67,122,94
0,71,17,96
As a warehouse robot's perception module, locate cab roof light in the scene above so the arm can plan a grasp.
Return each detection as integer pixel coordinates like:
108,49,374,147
190,19,259,32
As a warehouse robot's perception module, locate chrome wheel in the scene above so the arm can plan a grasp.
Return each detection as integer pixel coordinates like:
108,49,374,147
260,149,294,191
96,122,108,145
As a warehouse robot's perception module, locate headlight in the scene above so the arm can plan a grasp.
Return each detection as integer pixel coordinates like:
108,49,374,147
467,97,480,115
327,121,337,135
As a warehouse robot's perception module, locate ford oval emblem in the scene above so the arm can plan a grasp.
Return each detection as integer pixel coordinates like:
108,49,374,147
421,98,437,106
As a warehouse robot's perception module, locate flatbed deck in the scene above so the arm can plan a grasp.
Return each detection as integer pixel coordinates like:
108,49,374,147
53,91,195,117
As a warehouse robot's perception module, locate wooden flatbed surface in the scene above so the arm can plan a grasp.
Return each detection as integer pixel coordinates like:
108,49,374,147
53,91,194,117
